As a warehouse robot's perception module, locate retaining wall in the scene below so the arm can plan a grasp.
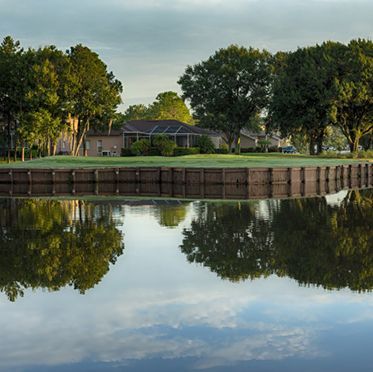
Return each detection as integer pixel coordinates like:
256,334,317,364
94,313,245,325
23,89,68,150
0,163,371,199
0,163,371,186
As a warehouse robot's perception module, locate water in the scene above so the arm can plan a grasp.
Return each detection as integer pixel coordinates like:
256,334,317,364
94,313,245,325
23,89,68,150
0,189,372,371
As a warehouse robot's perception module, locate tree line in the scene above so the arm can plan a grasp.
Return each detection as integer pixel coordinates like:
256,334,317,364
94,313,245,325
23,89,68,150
1,36,371,160
0,36,122,161
180,189,372,291
0,199,124,301
178,40,372,154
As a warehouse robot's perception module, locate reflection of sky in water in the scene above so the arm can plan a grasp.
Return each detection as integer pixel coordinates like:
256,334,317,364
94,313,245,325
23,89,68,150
0,193,372,371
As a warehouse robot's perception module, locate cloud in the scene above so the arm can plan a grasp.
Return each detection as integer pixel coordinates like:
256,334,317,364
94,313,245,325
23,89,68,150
0,0,372,108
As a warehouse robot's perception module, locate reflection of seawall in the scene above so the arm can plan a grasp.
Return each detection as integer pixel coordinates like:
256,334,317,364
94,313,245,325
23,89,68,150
0,164,371,199
0,178,371,200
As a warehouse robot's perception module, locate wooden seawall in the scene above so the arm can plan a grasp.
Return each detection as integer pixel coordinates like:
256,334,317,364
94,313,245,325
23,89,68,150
0,164,372,186
0,163,371,199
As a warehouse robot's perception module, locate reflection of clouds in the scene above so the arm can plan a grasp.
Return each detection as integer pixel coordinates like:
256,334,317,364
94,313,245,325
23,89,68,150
1,201,372,370
0,283,368,370
194,328,324,370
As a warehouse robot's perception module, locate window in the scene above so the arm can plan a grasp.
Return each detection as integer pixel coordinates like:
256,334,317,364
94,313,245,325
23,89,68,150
85,140,91,150
97,140,103,154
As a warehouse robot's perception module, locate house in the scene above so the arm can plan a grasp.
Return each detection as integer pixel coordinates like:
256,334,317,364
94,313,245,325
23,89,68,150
122,120,221,149
56,128,123,157
231,129,286,149
56,120,222,157
83,129,123,157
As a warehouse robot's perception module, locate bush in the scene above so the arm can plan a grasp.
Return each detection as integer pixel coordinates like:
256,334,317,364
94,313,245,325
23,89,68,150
131,139,151,156
357,150,373,159
173,147,200,156
153,134,176,156
196,135,215,154
240,147,261,153
268,146,281,153
121,148,135,157
215,148,229,154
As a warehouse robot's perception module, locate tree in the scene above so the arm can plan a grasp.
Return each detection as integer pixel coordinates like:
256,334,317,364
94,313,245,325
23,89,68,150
270,43,339,155
0,36,27,162
178,45,272,153
331,39,373,153
0,199,124,302
180,190,372,291
67,45,123,156
148,91,194,124
123,104,150,122
18,47,70,159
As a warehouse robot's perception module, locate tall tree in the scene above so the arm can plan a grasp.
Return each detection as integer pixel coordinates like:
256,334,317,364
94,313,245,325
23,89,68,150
18,47,70,159
178,45,272,153
67,45,122,156
148,91,194,124
270,43,339,155
123,104,150,122
0,36,27,162
331,39,373,153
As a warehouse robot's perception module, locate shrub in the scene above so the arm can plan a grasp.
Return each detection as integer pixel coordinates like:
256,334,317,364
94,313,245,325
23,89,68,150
131,139,151,156
196,135,215,154
215,143,229,154
357,150,373,159
121,148,135,157
174,147,200,156
257,139,271,152
240,147,261,153
153,134,176,156
268,146,281,153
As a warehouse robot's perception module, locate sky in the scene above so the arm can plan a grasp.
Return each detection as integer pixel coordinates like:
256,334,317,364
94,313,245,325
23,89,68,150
0,0,372,110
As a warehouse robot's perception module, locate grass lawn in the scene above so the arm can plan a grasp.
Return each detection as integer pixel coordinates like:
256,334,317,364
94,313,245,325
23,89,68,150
0,153,370,169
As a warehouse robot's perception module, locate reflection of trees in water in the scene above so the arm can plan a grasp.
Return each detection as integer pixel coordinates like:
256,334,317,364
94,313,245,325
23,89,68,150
181,190,373,291
154,202,189,228
0,199,124,301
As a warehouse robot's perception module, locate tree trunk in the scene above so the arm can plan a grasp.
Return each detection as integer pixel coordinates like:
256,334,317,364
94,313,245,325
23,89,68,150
21,144,25,162
234,130,241,155
7,113,11,163
309,138,316,155
349,135,360,154
52,142,57,156
316,133,324,155
73,119,89,156
14,139,17,162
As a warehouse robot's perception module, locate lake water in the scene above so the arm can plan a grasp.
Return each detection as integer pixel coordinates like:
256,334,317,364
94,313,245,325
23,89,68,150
0,189,372,371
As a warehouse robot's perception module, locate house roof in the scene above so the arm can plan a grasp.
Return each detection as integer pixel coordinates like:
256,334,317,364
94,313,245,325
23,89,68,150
86,128,123,137
241,129,282,141
123,120,220,136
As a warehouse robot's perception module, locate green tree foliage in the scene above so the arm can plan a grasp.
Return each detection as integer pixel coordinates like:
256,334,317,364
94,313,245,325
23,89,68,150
180,190,372,291
153,134,176,156
122,104,151,122
0,199,124,302
67,44,123,156
130,138,151,155
148,91,194,124
178,45,272,153
0,36,27,162
0,36,123,159
196,134,215,154
323,126,348,151
120,92,194,124
330,39,373,153
270,44,339,155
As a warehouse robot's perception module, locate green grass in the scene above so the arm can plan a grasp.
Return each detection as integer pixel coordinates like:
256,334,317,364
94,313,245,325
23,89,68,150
0,153,370,169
